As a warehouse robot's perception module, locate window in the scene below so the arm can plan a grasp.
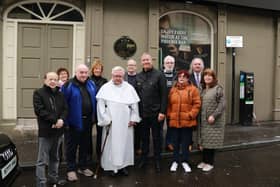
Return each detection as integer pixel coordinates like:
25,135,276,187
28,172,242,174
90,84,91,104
159,12,212,70
7,2,83,22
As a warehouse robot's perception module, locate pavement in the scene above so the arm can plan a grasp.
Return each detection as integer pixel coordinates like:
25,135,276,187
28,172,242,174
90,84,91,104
0,119,280,167
12,143,280,187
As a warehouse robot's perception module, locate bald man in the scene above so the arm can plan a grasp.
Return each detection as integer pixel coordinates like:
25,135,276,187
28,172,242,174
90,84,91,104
33,72,68,186
61,64,97,182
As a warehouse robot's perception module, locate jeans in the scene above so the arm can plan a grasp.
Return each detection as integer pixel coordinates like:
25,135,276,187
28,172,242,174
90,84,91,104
170,127,192,163
65,118,92,172
165,119,173,147
141,116,163,161
36,136,62,187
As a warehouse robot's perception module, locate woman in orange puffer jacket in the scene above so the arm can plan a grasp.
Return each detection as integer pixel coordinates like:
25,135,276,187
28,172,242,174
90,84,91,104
167,70,201,173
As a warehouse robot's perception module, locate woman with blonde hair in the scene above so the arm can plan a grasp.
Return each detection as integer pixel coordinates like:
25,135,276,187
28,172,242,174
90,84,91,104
197,68,226,172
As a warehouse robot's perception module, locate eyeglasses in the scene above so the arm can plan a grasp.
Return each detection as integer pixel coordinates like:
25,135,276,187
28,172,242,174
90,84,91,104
112,75,123,78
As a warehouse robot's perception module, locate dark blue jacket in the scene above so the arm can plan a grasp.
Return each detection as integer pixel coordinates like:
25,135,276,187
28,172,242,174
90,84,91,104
61,77,96,130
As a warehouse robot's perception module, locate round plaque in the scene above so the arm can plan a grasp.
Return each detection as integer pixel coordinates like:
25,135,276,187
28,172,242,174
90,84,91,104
114,36,137,59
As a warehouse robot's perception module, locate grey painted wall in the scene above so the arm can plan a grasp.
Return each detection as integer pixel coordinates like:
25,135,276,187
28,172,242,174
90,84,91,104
0,15,2,120
226,7,275,121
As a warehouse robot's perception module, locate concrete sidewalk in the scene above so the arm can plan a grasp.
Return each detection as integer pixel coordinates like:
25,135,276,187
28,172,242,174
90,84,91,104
0,119,280,167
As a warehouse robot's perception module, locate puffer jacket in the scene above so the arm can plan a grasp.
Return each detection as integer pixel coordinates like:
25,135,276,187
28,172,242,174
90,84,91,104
198,84,226,149
167,82,201,128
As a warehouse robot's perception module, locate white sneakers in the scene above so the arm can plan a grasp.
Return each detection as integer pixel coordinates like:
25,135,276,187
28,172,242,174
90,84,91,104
170,162,191,173
197,162,206,169
182,162,192,173
202,164,214,171
170,162,178,172
170,161,213,172
197,162,214,171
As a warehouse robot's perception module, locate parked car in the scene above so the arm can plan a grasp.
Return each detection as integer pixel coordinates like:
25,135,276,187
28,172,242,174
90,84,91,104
0,133,20,186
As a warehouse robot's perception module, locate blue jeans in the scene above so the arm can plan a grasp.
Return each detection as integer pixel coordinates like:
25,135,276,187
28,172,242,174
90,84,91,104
165,119,173,147
36,136,62,187
170,127,192,163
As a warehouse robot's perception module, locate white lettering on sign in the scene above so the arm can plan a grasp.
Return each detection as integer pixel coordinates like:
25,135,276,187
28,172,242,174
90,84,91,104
226,36,243,48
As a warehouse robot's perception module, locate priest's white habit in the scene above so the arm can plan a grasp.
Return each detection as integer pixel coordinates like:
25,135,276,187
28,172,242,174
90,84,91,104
96,80,141,171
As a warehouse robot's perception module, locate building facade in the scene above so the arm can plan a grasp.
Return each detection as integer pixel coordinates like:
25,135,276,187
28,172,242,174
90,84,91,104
0,0,279,124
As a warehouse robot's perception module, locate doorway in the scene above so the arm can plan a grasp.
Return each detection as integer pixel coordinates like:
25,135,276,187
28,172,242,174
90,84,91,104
17,23,73,117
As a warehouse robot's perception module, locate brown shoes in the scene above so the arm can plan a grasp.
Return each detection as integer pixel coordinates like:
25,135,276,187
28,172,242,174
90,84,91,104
167,144,174,151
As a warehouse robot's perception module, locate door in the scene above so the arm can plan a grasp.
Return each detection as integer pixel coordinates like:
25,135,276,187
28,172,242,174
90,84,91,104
17,23,73,118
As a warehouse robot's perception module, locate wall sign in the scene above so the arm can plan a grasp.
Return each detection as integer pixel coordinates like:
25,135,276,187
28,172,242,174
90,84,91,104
114,36,137,59
226,36,243,48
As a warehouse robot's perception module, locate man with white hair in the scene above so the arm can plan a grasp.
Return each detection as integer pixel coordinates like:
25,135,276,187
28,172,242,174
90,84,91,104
162,55,176,152
96,66,141,176
61,64,97,182
189,57,205,88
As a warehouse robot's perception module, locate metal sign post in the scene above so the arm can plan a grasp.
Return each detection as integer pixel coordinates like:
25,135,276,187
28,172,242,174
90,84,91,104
226,36,243,124
231,47,236,124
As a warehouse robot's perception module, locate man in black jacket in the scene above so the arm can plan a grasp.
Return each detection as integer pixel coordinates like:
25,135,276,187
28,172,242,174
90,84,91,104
136,53,168,172
124,59,142,156
33,72,68,187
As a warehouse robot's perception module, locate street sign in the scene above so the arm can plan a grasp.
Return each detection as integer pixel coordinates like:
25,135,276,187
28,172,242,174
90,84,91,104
226,36,243,48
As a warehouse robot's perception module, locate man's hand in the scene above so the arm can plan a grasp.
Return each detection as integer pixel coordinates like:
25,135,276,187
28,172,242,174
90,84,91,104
128,121,136,127
55,119,64,128
158,113,165,122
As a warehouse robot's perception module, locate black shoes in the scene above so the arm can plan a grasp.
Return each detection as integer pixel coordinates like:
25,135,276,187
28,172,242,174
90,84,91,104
138,158,160,173
110,168,129,177
155,161,161,173
119,168,129,176
48,179,67,186
137,159,146,169
110,171,118,177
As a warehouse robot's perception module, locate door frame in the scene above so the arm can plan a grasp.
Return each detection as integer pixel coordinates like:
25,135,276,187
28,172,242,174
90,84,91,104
2,1,85,119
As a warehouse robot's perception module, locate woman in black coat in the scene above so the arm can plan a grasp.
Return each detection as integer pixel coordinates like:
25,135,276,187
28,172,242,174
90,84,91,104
90,59,108,161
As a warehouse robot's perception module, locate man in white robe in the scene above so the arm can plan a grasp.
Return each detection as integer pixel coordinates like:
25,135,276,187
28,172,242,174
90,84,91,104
96,66,141,176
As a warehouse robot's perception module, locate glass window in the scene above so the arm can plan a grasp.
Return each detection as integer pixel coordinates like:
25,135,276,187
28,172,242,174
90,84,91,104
50,4,70,17
53,10,83,22
8,6,40,20
159,12,212,71
40,3,53,16
22,3,43,17
7,2,83,22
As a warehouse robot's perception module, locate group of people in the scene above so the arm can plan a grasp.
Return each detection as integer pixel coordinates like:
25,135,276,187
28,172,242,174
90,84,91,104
33,52,225,187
